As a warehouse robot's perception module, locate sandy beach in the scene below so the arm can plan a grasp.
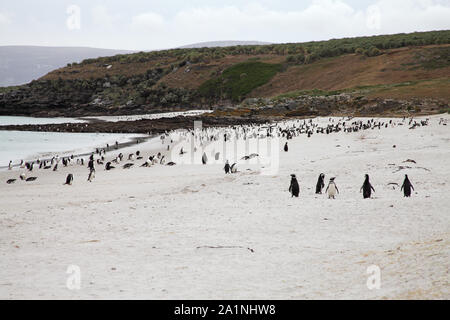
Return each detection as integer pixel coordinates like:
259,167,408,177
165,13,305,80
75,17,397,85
0,115,449,299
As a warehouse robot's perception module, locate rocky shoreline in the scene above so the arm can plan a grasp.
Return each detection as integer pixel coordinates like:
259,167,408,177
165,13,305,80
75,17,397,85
0,115,271,134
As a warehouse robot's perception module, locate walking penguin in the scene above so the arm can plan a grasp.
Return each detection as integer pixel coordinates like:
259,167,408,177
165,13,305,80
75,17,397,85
401,174,414,197
289,174,300,198
315,173,325,194
360,174,375,199
326,177,339,199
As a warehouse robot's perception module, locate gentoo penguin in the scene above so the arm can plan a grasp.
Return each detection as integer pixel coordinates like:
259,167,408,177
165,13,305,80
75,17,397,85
230,163,238,173
401,174,414,197
87,169,95,182
315,173,325,194
284,142,288,152
64,174,74,185
326,177,339,199
202,152,208,165
8,160,12,170
224,160,230,174
360,174,375,199
6,179,16,184
289,174,300,197
20,173,26,180
25,177,37,182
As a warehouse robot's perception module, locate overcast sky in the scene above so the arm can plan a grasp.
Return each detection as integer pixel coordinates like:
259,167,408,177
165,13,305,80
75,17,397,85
0,0,449,50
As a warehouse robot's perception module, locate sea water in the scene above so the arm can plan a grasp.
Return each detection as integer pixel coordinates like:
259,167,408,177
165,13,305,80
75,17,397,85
0,116,86,125
0,130,142,167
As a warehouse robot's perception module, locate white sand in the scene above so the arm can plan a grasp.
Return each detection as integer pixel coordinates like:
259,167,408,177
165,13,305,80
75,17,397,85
0,115,449,299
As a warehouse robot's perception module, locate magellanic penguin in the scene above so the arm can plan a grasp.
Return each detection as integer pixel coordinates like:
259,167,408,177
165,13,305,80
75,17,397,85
289,174,300,197
315,173,325,194
360,174,375,199
326,177,339,199
64,174,74,185
401,174,414,197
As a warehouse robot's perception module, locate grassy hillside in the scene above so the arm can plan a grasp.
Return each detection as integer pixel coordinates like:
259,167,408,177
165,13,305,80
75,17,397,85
198,61,283,101
1,30,449,117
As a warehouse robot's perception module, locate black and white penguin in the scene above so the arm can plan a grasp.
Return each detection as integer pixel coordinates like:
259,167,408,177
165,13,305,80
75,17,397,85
6,179,16,184
401,174,414,197
315,173,325,194
25,177,37,182
289,174,300,197
202,152,208,165
105,162,115,170
224,160,230,174
8,160,12,170
326,177,339,199
284,142,288,152
360,174,375,199
230,163,237,173
64,174,74,185
53,163,58,171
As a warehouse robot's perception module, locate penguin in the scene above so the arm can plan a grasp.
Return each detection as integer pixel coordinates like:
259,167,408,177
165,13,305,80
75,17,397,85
326,177,339,199
122,163,134,169
289,174,300,197
53,163,58,171
224,160,230,174
360,174,375,199
230,163,238,173
202,152,208,165
6,179,16,184
64,174,74,185
401,174,414,197
25,177,37,182
315,173,325,194
105,162,115,170
87,169,95,182
166,162,176,166
8,160,12,170
20,173,26,180
284,142,288,152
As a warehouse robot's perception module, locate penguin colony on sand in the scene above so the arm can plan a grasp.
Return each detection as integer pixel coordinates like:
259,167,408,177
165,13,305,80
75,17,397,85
4,116,436,198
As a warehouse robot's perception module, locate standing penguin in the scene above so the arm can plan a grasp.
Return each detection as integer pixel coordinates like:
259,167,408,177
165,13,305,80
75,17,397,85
284,142,288,152
224,160,230,174
315,173,325,194
202,152,208,165
289,174,300,197
64,174,74,185
326,177,339,199
401,174,414,197
8,160,12,170
360,174,375,199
